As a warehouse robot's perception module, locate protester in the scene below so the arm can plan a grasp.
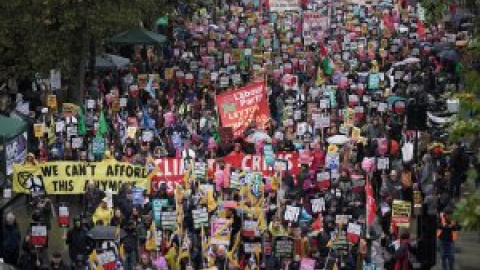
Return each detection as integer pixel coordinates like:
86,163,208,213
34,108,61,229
2,212,21,266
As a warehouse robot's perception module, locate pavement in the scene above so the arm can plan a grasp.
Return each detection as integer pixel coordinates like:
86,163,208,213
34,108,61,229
4,195,83,265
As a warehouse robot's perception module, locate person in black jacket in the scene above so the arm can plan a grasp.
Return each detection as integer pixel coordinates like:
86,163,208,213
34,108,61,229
66,216,88,264
2,212,21,266
122,220,139,270
50,252,70,270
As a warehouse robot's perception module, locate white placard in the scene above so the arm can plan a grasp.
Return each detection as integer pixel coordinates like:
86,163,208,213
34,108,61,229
311,198,326,213
284,205,301,222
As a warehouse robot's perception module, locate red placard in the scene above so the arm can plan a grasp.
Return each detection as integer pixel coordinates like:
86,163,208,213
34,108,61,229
216,81,270,137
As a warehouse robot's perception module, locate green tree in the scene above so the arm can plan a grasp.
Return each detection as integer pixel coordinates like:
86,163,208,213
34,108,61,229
0,0,198,104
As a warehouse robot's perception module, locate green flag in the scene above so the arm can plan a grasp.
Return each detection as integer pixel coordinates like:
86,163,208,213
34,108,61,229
322,57,333,76
97,110,108,137
77,106,87,136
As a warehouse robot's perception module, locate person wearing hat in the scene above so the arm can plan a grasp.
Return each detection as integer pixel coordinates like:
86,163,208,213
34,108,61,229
92,197,113,226
66,216,88,265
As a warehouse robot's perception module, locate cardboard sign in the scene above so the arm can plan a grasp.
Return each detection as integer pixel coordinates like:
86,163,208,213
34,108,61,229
273,236,294,258
71,137,83,149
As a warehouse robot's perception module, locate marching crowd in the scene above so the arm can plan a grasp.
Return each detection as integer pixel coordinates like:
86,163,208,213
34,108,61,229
3,0,478,270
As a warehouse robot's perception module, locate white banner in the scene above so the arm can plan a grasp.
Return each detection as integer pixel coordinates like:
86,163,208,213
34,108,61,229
269,0,301,12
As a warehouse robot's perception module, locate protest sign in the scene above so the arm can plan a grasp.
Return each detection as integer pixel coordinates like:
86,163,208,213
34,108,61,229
216,81,270,137
192,207,209,229
311,197,326,213
273,236,294,258
31,224,48,247
92,137,105,156
242,219,259,237
347,223,362,244
243,240,262,254
300,258,316,270
211,218,232,246
160,207,177,230
12,160,153,194
391,200,411,227
153,199,169,225
34,124,44,138
284,205,301,223
47,95,57,109
131,187,144,206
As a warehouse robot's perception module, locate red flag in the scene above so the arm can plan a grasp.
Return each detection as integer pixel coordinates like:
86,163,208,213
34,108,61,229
319,44,328,57
365,178,377,226
417,18,426,39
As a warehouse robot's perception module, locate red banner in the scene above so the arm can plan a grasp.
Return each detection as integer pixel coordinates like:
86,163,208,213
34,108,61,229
216,81,270,137
151,151,299,192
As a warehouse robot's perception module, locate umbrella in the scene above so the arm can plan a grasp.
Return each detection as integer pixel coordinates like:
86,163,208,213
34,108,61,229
94,54,130,69
87,226,125,240
386,96,407,106
109,28,167,44
393,57,420,66
327,135,349,145
433,42,454,52
427,112,455,124
437,49,461,62
246,130,272,143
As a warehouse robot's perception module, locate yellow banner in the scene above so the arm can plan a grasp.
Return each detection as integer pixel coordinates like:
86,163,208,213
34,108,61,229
12,159,154,195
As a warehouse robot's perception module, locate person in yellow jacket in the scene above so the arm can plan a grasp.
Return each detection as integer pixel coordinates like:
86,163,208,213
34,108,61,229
268,216,287,237
92,198,113,226
437,211,461,270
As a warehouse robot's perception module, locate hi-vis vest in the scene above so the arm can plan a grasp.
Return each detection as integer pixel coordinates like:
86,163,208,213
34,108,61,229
437,213,458,241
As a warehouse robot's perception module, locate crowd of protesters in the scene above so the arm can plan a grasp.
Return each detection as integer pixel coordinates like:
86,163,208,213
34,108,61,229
2,0,478,270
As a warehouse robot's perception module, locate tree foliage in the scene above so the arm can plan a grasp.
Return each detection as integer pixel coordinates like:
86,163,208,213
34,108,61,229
454,189,480,231
0,0,196,103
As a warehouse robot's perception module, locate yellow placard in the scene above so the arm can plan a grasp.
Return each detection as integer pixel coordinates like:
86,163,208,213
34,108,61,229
62,103,80,117
391,199,411,227
47,95,57,109
34,124,44,138
12,160,155,195
127,126,137,138
351,127,361,141
165,68,174,80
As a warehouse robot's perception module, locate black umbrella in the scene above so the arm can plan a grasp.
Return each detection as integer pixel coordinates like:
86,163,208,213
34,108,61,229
437,49,461,62
433,42,454,52
87,226,125,240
